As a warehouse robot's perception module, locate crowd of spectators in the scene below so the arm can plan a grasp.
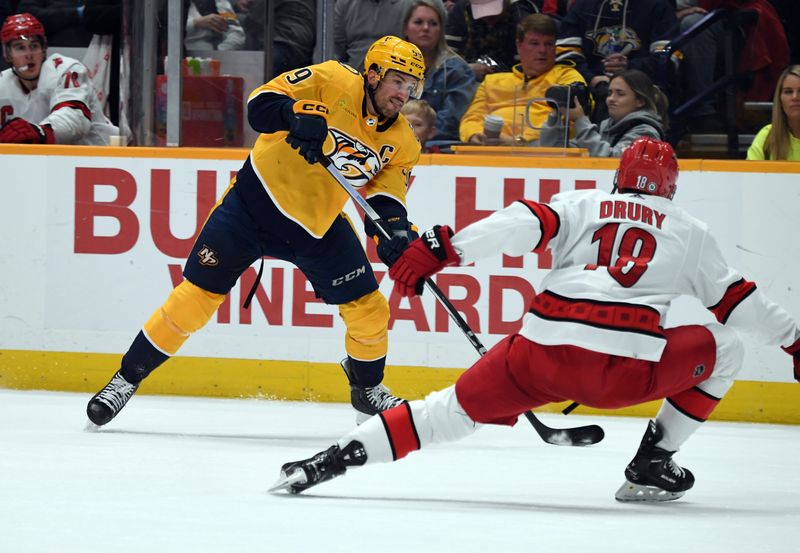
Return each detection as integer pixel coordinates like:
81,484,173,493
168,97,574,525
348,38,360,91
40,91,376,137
1,0,799,158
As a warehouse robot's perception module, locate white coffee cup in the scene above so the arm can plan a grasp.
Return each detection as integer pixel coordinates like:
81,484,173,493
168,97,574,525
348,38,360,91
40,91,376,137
109,135,126,147
483,114,504,139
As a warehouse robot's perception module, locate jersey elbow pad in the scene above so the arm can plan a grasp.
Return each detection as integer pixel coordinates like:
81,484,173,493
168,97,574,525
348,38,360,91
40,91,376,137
42,101,92,144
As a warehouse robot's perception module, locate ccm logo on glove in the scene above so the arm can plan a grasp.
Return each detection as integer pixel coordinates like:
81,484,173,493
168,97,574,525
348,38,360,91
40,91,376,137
295,102,329,117
286,100,329,165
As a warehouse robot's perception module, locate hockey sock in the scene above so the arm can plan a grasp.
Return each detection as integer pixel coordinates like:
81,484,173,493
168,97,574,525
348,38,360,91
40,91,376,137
120,331,169,383
654,400,704,452
337,386,479,464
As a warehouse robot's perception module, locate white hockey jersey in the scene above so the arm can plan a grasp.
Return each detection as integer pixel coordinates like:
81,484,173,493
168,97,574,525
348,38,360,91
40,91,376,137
0,53,118,145
452,188,799,361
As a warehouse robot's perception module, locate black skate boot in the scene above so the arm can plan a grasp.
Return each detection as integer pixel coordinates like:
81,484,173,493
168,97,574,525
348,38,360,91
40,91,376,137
341,358,406,424
86,370,140,426
269,440,367,494
615,420,695,502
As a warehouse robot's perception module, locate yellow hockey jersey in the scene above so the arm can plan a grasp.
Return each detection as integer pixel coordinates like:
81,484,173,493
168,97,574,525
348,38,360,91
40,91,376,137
459,64,586,144
246,61,421,238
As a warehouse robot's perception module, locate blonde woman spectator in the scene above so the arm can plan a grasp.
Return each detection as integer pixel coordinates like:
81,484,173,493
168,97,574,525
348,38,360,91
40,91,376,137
401,98,437,150
403,0,476,143
747,65,800,161
539,69,667,157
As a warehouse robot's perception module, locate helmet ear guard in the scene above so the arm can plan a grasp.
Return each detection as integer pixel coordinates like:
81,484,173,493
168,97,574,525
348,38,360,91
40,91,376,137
614,138,679,200
364,35,426,98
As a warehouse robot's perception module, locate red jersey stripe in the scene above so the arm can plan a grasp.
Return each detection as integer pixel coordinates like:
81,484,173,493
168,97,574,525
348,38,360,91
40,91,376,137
781,337,800,356
530,290,664,337
379,403,420,461
708,278,756,324
667,387,720,422
518,200,560,253
52,100,91,120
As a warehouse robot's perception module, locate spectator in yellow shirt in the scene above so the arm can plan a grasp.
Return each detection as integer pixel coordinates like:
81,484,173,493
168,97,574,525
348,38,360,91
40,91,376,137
459,13,585,145
747,65,800,161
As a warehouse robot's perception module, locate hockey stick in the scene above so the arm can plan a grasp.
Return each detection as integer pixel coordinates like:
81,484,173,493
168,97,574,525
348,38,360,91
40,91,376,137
321,158,604,446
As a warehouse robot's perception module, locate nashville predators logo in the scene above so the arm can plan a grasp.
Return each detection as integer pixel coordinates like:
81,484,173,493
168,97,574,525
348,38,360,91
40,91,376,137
197,245,219,266
327,128,382,188
588,26,641,58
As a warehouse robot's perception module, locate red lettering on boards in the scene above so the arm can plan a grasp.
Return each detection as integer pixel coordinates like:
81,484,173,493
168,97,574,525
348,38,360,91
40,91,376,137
74,167,139,254
74,167,220,257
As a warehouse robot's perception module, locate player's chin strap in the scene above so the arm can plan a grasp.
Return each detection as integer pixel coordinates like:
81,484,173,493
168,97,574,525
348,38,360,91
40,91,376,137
364,76,387,120
320,156,604,447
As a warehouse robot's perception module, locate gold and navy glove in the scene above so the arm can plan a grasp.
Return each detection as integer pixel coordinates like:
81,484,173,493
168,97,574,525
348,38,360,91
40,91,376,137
388,225,460,297
0,118,55,144
370,217,419,268
286,100,329,164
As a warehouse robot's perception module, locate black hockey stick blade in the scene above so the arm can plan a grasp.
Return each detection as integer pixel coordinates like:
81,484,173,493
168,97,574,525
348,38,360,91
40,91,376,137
523,411,604,446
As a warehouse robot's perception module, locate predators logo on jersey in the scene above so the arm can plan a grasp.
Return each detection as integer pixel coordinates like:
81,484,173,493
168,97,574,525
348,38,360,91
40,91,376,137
327,128,382,188
589,26,641,58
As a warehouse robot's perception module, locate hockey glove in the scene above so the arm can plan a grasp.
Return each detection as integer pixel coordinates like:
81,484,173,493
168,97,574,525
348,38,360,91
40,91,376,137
388,225,460,297
369,217,419,267
286,100,329,164
781,337,800,382
0,118,56,144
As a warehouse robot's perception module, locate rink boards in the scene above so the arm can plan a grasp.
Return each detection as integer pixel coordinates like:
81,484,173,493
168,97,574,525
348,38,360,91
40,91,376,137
0,144,798,423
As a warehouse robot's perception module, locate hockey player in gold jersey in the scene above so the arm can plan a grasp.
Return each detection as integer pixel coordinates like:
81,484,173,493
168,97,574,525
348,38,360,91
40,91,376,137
87,36,426,427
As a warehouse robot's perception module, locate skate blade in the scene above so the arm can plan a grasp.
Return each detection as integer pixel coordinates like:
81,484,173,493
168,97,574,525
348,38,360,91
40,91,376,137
268,468,307,494
614,481,686,503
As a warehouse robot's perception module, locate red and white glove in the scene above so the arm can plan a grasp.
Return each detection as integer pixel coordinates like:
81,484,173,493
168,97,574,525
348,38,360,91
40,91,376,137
0,118,56,144
388,225,460,297
781,337,800,382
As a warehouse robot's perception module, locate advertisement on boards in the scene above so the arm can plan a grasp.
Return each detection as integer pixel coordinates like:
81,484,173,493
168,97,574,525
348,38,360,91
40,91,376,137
1,153,797,382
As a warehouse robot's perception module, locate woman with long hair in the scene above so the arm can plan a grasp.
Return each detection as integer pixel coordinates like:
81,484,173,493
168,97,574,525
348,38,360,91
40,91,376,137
539,69,668,157
403,0,477,144
747,65,800,161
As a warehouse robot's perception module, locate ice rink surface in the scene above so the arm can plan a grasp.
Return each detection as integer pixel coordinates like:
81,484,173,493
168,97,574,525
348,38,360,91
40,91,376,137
1,389,798,553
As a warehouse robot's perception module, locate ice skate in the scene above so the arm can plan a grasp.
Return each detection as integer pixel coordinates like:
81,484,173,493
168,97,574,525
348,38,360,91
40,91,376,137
615,420,695,503
269,441,367,494
86,370,140,426
341,358,406,424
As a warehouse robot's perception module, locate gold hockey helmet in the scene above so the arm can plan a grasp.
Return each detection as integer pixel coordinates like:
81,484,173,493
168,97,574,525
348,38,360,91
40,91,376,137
364,36,425,98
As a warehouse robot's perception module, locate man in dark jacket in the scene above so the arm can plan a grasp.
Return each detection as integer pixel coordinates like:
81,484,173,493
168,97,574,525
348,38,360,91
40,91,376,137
555,0,678,121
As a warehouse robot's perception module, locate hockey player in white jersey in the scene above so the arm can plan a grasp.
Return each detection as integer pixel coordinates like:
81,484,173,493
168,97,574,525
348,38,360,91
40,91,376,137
0,13,118,145
270,138,800,502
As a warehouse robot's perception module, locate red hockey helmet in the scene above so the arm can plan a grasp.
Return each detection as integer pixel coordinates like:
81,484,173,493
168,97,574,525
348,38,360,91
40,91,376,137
614,138,679,200
1,13,47,48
